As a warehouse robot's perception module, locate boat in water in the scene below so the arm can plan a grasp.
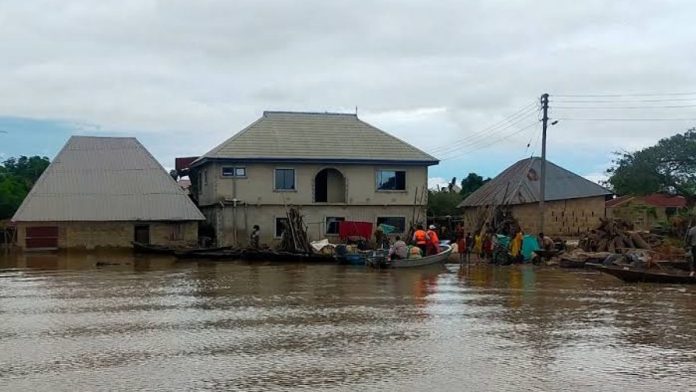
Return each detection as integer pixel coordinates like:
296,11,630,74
588,262,696,284
383,244,453,268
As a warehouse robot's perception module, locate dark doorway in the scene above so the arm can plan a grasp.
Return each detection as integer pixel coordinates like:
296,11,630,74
314,168,346,203
134,225,150,244
25,226,59,249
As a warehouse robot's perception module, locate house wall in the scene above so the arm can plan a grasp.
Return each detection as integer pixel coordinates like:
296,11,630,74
201,204,426,247
15,221,198,250
461,196,606,237
607,201,676,230
195,162,428,207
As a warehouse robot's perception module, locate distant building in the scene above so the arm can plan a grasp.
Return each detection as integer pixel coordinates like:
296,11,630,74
12,136,204,250
457,157,612,236
606,193,686,230
189,111,438,246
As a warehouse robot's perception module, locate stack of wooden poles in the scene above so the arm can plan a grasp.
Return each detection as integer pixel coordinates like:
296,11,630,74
278,207,313,254
579,218,661,252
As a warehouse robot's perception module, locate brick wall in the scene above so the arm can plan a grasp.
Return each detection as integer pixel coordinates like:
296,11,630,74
461,196,606,237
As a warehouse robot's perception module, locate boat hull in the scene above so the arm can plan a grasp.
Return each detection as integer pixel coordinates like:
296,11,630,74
390,245,453,268
588,263,696,284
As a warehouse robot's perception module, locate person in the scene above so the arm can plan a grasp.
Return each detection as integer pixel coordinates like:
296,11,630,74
474,232,483,260
389,236,408,260
510,229,524,263
408,244,423,259
249,225,260,249
686,224,696,273
465,232,473,262
538,232,554,251
456,228,466,263
412,224,430,256
482,233,493,260
374,226,385,249
426,225,441,255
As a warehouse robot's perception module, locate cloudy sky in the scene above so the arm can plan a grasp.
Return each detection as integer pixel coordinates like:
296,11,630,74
1,0,695,188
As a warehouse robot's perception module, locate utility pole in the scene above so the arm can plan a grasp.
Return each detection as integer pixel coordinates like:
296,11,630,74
539,93,549,235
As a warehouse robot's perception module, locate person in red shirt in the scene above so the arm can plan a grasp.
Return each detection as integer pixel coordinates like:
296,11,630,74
426,225,441,255
412,224,430,256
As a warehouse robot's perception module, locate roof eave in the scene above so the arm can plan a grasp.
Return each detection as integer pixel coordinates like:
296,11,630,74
191,157,439,168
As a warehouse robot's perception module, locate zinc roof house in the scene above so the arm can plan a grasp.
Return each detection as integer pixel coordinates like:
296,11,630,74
458,157,612,236
12,136,204,250
189,111,438,246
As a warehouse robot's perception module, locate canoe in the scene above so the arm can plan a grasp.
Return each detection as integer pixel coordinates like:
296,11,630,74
559,257,587,269
588,263,696,284
389,245,453,268
175,248,335,263
132,241,177,255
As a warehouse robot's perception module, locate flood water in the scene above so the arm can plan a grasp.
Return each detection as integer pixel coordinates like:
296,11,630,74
1,251,695,391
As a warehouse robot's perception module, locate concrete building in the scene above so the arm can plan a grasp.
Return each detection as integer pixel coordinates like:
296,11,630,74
12,136,204,250
457,157,612,236
606,193,686,230
188,111,438,246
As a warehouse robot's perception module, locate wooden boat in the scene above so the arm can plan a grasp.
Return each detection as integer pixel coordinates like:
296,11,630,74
389,245,453,268
559,257,587,268
132,241,178,255
588,263,696,284
175,248,335,263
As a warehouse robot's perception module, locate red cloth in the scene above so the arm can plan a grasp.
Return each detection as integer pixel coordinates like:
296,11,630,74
338,221,373,240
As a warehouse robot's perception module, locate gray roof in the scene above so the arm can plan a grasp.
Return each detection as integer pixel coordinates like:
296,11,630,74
194,111,438,165
457,157,612,208
12,136,205,222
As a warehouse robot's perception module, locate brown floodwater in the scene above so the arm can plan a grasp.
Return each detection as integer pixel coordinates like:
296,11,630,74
1,251,695,391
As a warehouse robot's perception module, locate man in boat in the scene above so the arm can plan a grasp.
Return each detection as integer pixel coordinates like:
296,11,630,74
249,225,260,249
389,236,408,260
686,224,696,273
412,224,430,256
426,225,441,255
538,232,554,251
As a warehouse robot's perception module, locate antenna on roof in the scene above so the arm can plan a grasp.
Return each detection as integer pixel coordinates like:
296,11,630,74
355,106,358,116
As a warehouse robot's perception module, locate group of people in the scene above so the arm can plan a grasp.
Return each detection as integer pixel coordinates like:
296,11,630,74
387,224,443,260
454,224,494,263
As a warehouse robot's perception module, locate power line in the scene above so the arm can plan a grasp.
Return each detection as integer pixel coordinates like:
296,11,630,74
552,92,696,98
551,97,696,103
425,101,538,154
439,120,539,161
554,117,696,122
552,104,696,109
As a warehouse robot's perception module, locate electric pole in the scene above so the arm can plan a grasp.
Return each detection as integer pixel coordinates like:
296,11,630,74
539,93,549,235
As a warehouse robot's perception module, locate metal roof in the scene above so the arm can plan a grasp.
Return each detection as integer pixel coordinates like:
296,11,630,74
458,157,612,208
194,111,438,165
12,136,205,222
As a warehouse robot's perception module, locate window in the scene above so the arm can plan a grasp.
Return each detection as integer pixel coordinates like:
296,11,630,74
203,169,208,185
376,170,406,191
326,217,345,235
222,167,246,177
377,217,406,233
275,217,289,238
275,168,295,190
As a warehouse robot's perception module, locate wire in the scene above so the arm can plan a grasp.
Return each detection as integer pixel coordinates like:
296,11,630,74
554,117,696,122
551,104,696,109
551,97,696,103
439,121,539,161
425,101,539,154
552,92,696,98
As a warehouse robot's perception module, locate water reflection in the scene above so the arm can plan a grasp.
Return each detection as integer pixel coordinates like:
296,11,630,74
1,252,695,391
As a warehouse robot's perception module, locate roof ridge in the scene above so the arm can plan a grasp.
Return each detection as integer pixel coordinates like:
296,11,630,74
263,110,356,117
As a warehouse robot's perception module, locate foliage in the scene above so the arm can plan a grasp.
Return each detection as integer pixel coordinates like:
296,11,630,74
427,190,463,217
0,156,50,219
606,128,696,201
459,172,491,198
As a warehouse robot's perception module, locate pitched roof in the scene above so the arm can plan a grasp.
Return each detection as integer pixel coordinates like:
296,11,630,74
12,136,204,222
606,193,687,208
194,111,438,165
458,157,612,208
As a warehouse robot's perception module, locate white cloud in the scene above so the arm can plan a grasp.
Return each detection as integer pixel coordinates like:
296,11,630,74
0,1,695,177
428,177,450,191
584,172,609,186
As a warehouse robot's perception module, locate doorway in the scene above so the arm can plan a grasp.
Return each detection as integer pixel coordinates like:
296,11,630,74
134,225,150,244
314,168,346,203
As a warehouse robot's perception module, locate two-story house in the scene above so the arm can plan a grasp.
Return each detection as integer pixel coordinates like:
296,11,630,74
189,111,439,246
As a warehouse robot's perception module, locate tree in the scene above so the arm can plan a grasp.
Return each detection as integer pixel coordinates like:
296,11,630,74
0,156,50,219
460,172,491,198
606,128,696,202
427,190,463,217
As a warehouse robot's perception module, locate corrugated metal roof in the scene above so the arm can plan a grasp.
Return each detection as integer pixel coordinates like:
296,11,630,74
12,136,205,222
194,111,438,164
458,157,612,208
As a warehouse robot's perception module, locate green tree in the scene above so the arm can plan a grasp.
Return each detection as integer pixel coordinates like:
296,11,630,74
427,190,464,217
459,172,491,198
0,155,50,219
606,128,696,201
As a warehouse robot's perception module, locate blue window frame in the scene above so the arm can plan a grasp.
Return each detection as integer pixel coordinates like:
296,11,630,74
275,168,295,190
377,170,406,191
222,167,246,177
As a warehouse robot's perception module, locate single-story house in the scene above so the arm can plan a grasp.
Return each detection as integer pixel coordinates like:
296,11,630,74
187,111,439,246
457,157,612,236
12,136,204,250
606,193,687,230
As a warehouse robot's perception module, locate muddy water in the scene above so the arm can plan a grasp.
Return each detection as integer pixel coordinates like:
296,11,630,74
1,252,696,391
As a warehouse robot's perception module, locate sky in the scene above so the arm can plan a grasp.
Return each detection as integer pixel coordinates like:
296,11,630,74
1,0,695,190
